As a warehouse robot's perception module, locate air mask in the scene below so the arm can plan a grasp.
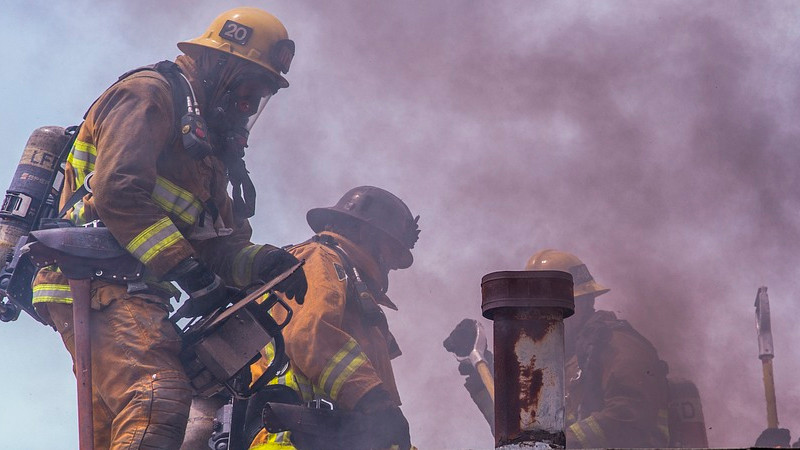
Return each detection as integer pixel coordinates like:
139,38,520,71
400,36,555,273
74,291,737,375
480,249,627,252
208,73,275,159
205,72,276,220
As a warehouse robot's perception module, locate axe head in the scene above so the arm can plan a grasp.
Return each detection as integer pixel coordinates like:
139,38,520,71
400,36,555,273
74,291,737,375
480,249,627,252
443,318,488,367
755,286,774,360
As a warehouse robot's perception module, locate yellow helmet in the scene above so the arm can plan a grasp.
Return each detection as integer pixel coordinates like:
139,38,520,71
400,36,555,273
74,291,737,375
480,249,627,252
178,7,295,88
525,249,609,298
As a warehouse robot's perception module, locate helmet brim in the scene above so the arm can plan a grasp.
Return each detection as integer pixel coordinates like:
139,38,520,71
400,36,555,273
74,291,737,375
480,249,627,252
307,207,414,269
177,41,290,89
574,280,610,299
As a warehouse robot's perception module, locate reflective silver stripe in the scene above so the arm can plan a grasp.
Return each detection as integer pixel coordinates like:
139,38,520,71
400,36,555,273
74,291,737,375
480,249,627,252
294,372,316,402
187,274,222,298
67,140,97,186
126,217,183,264
68,200,88,226
232,245,263,286
151,176,203,225
32,283,73,304
570,416,607,447
319,340,368,400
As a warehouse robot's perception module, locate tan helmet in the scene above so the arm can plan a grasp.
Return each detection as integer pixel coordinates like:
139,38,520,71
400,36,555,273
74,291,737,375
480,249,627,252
178,7,295,88
307,186,420,269
525,249,609,298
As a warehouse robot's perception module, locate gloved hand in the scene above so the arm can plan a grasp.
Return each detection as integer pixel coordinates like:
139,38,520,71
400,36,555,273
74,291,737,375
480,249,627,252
353,388,411,450
257,248,307,304
166,257,229,318
755,428,791,448
443,318,479,357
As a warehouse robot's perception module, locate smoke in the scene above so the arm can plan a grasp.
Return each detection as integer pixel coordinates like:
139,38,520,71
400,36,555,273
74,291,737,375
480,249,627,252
258,2,800,448
3,1,800,448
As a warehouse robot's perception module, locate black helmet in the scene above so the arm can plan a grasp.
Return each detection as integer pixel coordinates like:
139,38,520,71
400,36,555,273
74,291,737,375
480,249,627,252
307,186,420,269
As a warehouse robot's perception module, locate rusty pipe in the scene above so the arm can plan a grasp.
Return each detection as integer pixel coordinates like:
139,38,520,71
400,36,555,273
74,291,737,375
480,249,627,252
481,270,574,449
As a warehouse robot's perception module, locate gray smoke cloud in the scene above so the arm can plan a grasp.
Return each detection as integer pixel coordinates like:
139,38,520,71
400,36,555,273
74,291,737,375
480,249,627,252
2,1,800,448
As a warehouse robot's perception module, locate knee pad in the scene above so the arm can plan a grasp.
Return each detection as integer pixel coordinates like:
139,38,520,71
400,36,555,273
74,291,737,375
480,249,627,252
138,371,193,449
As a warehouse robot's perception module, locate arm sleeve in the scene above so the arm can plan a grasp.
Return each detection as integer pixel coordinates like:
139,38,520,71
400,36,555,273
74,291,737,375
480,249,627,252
281,245,385,410
567,332,670,448
193,217,275,288
89,73,193,278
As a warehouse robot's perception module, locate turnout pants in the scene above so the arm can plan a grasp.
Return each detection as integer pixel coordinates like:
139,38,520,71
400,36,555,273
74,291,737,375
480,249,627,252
39,295,192,449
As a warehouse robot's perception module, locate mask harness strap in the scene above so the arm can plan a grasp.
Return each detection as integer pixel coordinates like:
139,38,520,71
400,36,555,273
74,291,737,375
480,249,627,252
222,153,257,221
201,53,257,221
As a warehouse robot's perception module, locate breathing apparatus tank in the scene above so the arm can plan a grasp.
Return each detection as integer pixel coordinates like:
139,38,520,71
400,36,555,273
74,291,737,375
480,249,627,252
0,126,72,322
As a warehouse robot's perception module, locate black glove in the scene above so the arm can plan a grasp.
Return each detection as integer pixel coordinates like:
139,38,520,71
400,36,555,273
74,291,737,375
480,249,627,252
366,407,411,450
443,318,479,357
755,428,791,448
166,258,229,318
350,388,411,450
257,248,307,304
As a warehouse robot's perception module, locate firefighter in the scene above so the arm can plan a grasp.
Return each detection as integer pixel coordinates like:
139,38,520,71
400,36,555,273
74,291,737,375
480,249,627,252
527,249,671,448
248,186,421,450
446,249,673,448
30,7,307,449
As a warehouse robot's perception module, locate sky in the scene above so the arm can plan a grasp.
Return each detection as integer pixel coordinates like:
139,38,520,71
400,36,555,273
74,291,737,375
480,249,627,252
2,1,800,449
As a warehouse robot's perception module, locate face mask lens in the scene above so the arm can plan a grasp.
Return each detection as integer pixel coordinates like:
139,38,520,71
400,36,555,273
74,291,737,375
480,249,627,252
229,74,274,131
235,97,257,116
244,94,270,131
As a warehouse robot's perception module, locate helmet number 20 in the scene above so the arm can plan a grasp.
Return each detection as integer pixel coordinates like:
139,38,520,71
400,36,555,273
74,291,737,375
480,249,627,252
220,20,253,46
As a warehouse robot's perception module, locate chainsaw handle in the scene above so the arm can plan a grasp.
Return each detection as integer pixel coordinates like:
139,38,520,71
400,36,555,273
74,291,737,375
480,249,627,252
227,299,292,399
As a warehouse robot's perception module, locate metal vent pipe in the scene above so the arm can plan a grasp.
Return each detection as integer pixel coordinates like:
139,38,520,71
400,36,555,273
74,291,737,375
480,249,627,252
481,270,574,449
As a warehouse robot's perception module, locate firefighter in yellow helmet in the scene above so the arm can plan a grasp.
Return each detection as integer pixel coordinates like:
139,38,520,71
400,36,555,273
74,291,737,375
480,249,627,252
445,249,672,448
528,249,671,448
247,186,421,450
31,8,306,449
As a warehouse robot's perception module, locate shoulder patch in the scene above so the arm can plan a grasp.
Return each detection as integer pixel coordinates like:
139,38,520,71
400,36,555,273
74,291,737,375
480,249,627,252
333,263,347,282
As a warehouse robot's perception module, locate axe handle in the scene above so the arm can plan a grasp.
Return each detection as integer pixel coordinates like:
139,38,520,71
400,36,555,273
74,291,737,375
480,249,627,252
761,358,779,429
475,360,495,403
69,278,94,450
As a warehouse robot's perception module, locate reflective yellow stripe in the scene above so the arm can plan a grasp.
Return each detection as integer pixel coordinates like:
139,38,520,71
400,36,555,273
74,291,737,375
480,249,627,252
569,422,589,447
260,342,316,403
569,417,607,447
125,217,183,264
66,140,97,186
151,176,203,225
329,352,367,400
68,200,88,226
318,339,368,400
32,283,72,304
232,244,263,286
658,408,670,440
251,437,296,449
586,416,606,442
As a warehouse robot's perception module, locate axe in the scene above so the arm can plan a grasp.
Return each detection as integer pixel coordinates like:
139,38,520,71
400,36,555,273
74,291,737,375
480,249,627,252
444,319,494,401
755,286,779,429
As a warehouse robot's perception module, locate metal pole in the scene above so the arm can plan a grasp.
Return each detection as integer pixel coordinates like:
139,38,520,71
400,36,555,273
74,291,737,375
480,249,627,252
69,278,94,450
481,270,574,449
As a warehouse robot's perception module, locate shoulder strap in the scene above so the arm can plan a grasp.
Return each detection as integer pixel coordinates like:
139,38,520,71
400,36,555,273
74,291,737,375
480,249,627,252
82,61,189,134
60,61,199,220
311,236,383,323
312,235,402,358
151,60,193,133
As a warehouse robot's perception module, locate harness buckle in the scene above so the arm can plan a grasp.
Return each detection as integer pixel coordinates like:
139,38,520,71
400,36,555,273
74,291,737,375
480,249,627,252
306,398,334,410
